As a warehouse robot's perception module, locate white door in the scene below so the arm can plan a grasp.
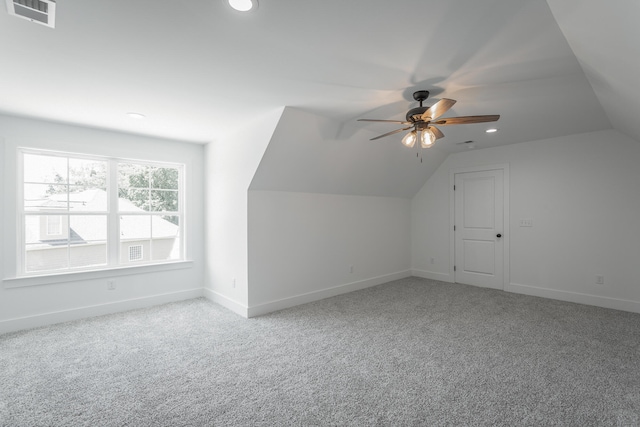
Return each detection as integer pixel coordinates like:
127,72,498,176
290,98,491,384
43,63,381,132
454,169,504,289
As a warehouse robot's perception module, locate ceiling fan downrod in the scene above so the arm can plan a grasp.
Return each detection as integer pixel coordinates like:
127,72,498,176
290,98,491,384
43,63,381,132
407,91,431,122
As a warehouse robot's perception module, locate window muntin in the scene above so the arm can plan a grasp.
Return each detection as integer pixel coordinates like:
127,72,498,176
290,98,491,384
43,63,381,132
19,149,184,275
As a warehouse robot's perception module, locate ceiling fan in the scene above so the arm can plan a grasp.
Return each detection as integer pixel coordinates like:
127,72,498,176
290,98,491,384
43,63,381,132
358,90,500,149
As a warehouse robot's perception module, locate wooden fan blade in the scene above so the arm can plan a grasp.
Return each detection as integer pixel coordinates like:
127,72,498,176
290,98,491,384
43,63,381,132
421,98,456,121
370,126,414,141
358,119,412,125
432,115,500,126
429,126,445,140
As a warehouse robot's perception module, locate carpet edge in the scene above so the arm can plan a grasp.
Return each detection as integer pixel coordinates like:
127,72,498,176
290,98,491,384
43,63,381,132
246,270,412,318
507,282,640,314
0,288,203,335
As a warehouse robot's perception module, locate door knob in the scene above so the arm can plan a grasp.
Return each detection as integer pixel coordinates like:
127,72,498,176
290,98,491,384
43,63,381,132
496,233,502,238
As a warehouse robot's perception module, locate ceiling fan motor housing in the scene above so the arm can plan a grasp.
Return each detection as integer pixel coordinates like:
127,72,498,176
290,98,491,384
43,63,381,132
407,106,428,122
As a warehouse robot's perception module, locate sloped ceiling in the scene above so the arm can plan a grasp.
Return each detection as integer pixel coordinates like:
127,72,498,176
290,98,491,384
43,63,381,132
546,0,640,143
249,107,448,198
1,0,632,197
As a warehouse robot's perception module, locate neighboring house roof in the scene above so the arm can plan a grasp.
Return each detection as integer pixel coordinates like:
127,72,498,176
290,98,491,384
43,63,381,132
25,189,178,247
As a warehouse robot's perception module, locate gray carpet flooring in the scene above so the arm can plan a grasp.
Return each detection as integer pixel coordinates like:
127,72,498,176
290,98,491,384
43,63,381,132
2,277,640,426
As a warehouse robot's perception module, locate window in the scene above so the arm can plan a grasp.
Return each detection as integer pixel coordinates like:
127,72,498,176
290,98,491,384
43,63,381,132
117,162,181,265
19,149,184,275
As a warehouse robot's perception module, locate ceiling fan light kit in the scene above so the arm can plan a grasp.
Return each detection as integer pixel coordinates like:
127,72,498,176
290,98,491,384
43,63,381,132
358,90,500,153
403,129,436,149
401,131,416,148
421,129,436,147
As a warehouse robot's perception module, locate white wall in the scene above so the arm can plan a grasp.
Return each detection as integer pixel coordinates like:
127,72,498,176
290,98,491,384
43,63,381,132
248,190,411,315
203,109,284,316
0,115,205,333
412,129,640,312
250,107,448,198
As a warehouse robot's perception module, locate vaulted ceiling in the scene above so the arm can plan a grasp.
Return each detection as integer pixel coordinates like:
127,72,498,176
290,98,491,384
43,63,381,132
1,0,637,196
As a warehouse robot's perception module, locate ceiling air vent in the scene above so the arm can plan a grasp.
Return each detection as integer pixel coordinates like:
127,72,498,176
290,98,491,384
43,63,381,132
5,0,56,28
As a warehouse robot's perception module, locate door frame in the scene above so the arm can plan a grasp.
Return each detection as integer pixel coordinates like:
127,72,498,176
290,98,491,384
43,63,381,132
449,164,510,289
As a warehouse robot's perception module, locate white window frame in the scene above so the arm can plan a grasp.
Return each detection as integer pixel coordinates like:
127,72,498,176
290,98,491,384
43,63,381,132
16,148,185,277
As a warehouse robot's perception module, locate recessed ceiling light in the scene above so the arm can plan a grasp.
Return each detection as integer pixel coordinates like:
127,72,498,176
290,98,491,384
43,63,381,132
127,112,146,120
485,128,498,133
228,0,258,12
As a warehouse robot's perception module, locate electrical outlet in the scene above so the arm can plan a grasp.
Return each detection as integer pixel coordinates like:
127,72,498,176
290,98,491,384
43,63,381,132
349,265,354,274
107,280,116,290
232,278,236,288
596,275,605,285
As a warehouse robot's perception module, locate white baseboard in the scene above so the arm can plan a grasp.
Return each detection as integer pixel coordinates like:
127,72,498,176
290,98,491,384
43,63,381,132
203,288,248,318
247,270,412,318
0,288,204,335
506,282,640,314
411,269,453,282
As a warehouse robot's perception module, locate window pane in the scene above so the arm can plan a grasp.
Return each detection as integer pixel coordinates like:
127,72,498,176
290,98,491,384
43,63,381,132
118,163,180,213
128,244,144,261
68,158,107,188
152,216,180,261
24,184,68,211
118,163,149,189
69,215,107,243
151,215,180,239
24,154,67,183
69,187,108,212
150,167,179,190
46,215,63,236
119,189,151,212
69,243,107,268
152,215,179,238
152,237,180,261
26,244,68,272
120,215,151,264
150,190,178,212
24,216,41,245
121,241,150,264
24,215,69,244
120,215,151,240
118,163,150,212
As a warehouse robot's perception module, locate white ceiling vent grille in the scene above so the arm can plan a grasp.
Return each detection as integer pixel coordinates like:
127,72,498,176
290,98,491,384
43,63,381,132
5,0,56,28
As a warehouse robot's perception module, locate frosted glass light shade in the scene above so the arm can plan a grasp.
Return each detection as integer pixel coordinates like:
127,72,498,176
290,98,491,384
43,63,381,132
421,128,436,147
401,131,417,148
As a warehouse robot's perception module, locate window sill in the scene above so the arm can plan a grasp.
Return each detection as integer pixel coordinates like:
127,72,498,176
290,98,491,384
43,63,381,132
2,261,194,289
